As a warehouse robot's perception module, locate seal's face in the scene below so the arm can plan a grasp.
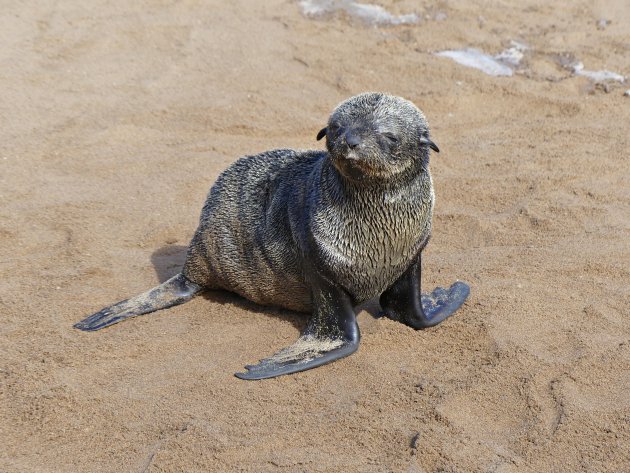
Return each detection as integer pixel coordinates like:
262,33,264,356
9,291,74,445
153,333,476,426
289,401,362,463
317,93,439,184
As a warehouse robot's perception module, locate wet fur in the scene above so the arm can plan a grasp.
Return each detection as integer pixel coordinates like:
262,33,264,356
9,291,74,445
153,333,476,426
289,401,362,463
183,92,436,312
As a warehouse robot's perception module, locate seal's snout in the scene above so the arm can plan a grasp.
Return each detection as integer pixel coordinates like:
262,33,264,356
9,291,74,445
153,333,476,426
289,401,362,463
345,129,361,149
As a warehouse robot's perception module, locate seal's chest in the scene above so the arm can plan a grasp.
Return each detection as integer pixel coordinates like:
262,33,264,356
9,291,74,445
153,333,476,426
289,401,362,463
311,195,431,300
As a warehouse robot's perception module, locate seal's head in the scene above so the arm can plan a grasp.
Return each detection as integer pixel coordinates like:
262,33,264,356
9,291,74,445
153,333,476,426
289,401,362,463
317,93,439,184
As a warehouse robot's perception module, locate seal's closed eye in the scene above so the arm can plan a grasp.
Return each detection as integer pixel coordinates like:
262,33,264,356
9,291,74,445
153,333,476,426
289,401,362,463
382,132,399,144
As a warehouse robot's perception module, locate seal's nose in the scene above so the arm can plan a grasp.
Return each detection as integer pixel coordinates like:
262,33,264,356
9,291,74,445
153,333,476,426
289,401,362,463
345,130,361,149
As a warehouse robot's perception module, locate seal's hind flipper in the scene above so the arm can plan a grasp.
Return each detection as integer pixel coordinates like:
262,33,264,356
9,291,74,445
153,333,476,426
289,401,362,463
74,273,203,331
380,255,470,329
235,275,360,380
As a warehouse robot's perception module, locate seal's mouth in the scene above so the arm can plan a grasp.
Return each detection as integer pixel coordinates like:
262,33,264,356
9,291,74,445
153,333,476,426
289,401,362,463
331,151,396,181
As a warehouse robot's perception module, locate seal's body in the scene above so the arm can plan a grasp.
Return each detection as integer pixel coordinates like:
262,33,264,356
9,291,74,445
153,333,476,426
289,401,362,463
183,149,433,312
183,149,315,312
75,93,469,380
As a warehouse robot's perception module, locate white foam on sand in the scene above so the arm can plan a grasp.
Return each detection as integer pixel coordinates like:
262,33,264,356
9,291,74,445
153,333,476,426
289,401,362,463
435,41,530,77
572,62,625,82
495,41,527,67
299,0,419,25
435,48,514,77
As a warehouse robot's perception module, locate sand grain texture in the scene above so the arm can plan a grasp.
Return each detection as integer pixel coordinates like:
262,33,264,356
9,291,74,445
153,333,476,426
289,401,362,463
1,1,629,472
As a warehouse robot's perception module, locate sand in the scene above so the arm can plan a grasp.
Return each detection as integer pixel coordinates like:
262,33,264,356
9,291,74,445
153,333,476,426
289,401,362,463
1,0,629,471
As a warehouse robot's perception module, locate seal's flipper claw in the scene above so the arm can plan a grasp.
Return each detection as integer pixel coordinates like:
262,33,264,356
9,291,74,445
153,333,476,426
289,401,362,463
73,273,203,331
235,335,358,380
380,254,470,329
73,302,132,331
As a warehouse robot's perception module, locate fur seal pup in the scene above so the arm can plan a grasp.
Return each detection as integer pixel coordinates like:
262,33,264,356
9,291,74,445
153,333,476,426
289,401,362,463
75,92,470,380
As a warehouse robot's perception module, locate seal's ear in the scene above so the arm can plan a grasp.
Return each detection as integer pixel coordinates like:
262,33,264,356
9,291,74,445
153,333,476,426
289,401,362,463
316,127,327,141
420,136,439,153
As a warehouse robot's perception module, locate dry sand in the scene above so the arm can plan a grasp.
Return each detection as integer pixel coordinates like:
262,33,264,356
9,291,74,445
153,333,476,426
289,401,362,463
1,1,629,471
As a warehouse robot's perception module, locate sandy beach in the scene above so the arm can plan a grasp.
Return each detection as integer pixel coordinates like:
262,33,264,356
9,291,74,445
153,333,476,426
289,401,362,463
1,0,629,471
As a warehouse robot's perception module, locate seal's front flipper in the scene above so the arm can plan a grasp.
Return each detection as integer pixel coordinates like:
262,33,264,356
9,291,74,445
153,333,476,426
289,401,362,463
73,273,203,331
235,277,360,380
380,255,470,329
234,334,359,380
